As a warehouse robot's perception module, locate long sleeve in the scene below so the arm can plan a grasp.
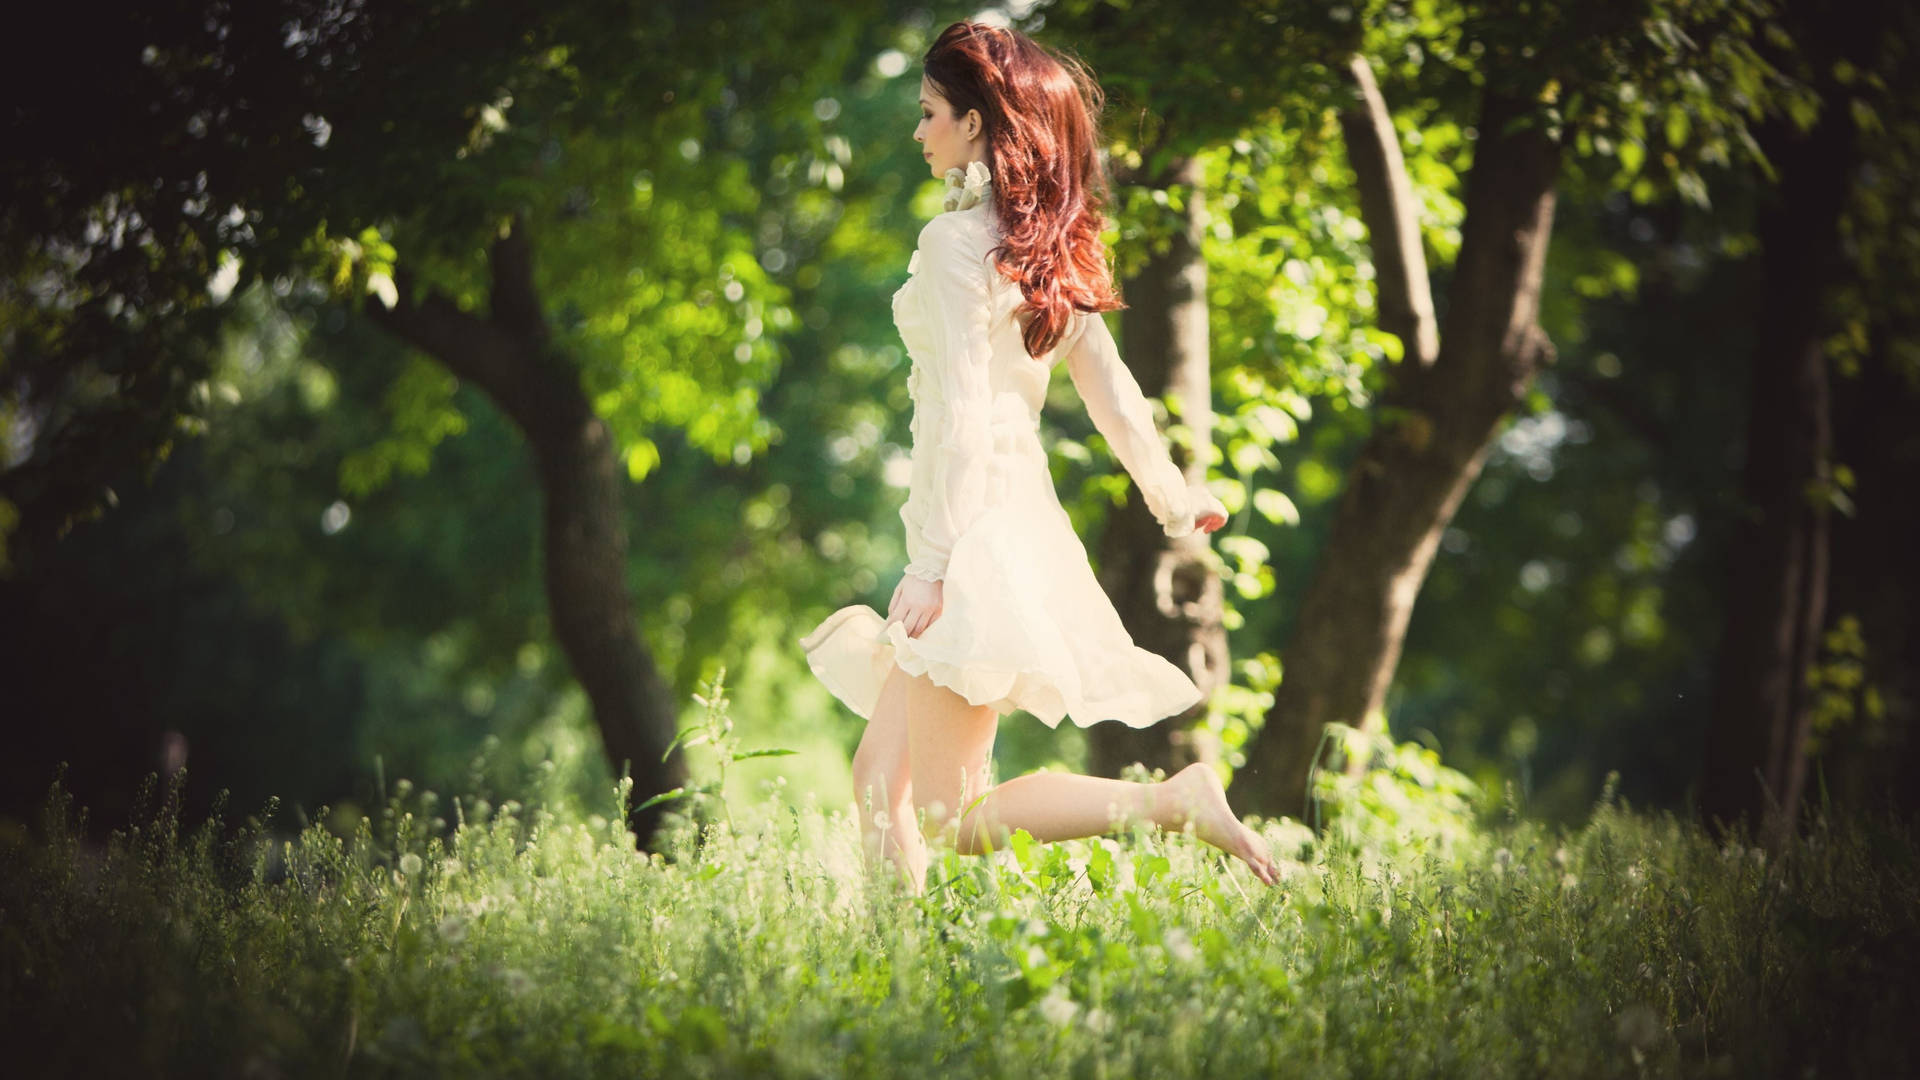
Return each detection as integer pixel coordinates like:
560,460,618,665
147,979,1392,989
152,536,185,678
1065,310,1198,538
901,214,999,584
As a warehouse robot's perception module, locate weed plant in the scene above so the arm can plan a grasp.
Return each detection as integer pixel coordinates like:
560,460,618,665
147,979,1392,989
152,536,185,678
2,698,1915,1078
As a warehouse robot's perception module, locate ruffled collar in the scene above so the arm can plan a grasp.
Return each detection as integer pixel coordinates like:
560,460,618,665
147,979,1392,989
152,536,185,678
942,160,992,213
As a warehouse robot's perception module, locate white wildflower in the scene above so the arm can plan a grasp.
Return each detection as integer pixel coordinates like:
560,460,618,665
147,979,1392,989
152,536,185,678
398,853,423,877
1163,927,1198,964
1083,1007,1114,1034
1037,985,1080,1027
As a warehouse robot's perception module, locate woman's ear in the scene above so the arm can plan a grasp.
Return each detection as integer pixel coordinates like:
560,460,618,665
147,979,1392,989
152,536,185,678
965,108,983,141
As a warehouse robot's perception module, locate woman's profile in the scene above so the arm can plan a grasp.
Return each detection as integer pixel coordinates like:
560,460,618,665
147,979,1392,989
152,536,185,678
799,20,1280,893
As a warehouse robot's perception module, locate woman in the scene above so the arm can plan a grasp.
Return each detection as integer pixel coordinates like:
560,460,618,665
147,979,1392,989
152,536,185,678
799,21,1280,893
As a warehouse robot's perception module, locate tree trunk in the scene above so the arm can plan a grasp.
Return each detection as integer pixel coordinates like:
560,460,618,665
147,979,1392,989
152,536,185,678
1089,154,1227,780
1238,79,1563,821
367,217,688,850
529,396,688,841
1697,101,1856,843
1828,329,1920,823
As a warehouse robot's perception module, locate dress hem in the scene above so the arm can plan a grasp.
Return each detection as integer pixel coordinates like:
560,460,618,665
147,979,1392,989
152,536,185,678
799,603,1202,731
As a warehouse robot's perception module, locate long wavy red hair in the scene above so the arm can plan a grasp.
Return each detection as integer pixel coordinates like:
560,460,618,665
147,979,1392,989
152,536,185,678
921,21,1124,360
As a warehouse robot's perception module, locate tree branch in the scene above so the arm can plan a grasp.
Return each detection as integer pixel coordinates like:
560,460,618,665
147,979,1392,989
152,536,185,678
1433,85,1563,421
489,213,548,345
1339,54,1439,370
366,264,542,418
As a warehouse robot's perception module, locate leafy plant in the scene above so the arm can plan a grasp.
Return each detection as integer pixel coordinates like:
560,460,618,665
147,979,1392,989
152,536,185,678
638,665,796,831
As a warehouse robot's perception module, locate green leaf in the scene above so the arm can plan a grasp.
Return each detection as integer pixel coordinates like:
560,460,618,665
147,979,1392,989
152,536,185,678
1087,841,1114,891
1007,827,1037,871
1664,106,1690,149
1617,139,1645,175
1252,488,1301,526
662,724,710,762
625,438,661,482
730,748,798,760
1138,853,1171,891
635,786,689,811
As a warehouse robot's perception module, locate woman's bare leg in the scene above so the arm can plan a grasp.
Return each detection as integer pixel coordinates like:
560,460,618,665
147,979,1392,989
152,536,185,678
850,663,930,891
903,672,1280,886
960,762,1281,885
901,667,1001,866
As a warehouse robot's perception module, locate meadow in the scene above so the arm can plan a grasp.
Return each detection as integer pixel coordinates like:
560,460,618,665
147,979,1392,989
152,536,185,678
3,725,1914,1080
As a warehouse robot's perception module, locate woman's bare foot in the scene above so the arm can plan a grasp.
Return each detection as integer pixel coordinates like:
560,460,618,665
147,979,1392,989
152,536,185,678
1154,762,1282,886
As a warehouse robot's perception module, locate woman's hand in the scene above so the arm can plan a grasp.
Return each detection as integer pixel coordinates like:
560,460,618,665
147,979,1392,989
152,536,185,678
888,575,945,638
1192,486,1230,534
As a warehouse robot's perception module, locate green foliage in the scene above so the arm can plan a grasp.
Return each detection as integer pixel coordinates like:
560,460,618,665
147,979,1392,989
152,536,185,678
5,755,1915,1077
1311,721,1491,860
643,666,798,831
337,356,469,498
1804,614,1881,758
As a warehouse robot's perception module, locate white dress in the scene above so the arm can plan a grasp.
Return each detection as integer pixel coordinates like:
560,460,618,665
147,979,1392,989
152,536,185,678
798,168,1204,729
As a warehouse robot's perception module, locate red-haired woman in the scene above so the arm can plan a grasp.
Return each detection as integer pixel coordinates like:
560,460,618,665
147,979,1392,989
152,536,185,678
800,21,1280,893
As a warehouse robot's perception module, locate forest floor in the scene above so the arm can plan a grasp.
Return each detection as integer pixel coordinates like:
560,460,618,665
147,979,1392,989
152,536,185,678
2,748,1915,1079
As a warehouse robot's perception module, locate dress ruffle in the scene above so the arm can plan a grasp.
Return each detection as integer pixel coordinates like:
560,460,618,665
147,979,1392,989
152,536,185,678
798,500,1204,729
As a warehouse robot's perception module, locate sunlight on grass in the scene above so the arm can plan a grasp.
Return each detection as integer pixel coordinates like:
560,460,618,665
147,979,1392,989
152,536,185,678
3,731,1915,1077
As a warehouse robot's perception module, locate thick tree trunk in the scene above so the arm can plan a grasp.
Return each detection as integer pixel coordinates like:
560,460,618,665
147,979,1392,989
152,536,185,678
1089,154,1227,780
1697,102,1855,843
367,217,688,850
1828,332,1920,823
529,396,687,840
1238,79,1563,821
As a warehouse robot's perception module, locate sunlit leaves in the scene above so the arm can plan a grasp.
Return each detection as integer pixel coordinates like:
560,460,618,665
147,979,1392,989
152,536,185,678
338,356,469,498
1252,488,1302,526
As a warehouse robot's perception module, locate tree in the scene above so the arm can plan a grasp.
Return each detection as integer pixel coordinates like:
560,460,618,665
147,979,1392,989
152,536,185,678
1234,0,1809,819
1699,0,1913,842
1,0,906,846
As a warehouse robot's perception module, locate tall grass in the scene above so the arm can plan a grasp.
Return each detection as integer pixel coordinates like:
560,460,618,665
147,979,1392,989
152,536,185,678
2,720,1914,1079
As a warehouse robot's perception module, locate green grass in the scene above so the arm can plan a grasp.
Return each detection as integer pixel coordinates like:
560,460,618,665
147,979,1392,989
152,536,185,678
2,740,1915,1079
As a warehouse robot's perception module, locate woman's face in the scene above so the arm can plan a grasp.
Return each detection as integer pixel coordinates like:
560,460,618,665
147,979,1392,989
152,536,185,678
915,76,982,178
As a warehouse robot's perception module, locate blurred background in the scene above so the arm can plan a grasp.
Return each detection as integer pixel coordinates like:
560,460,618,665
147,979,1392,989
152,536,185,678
3,0,1914,847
